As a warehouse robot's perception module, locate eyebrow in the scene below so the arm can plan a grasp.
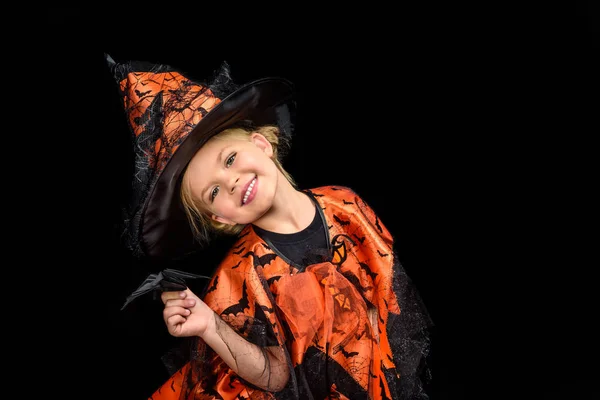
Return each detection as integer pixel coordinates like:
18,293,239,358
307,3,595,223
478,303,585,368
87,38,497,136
217,147,227,165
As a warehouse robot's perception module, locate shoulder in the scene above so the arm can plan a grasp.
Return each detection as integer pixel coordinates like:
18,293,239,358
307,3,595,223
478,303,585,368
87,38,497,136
306,185,376,219
306,185,373,210
305,185,361,201
211,228,263,271
307,185,392,242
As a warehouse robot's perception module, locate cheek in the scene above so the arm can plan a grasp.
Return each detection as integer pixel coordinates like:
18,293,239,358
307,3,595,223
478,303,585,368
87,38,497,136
251,153,277,174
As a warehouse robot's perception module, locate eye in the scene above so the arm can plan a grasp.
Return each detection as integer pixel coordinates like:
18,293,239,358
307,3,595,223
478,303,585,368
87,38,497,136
210,186,220,201
226,153,236,167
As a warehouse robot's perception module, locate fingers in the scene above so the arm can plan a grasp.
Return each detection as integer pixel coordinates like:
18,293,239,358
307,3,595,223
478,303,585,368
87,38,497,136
162,296,196,326
161,290,187,303
160,289,201,336
165,313,188,335
164,306,191,323
163,296,196,308
163,303,193,335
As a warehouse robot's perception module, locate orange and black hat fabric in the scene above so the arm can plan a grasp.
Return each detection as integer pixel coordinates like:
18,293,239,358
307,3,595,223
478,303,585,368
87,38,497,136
105,54,295,259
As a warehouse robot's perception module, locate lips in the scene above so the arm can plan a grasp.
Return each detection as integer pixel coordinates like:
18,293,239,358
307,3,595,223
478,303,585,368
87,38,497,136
242,177,257,205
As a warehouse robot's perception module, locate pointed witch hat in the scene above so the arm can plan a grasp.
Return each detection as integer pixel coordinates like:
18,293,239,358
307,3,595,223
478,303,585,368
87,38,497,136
105,54,295,260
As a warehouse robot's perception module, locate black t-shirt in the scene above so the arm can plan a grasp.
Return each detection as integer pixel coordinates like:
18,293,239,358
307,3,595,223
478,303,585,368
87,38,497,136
252,205,329,269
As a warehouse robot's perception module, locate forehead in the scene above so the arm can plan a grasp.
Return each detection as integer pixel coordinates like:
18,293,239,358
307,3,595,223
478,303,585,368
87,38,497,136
188,135,248,169
197,135,227,155
187,138,223,174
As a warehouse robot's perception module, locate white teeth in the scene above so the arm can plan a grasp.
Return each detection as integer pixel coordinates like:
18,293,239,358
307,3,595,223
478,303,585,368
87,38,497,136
242,178,256,204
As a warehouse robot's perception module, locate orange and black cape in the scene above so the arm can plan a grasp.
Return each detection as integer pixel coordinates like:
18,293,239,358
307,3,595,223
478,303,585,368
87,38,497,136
148,186,432,400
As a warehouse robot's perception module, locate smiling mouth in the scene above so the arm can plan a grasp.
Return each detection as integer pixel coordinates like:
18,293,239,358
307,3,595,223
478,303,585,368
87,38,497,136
242,177,257,205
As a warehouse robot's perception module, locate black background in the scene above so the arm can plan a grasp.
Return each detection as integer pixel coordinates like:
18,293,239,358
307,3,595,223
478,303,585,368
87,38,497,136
23,4,598,399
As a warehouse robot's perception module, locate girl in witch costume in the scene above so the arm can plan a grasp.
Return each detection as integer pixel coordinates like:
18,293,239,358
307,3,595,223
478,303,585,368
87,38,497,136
107,54,433,400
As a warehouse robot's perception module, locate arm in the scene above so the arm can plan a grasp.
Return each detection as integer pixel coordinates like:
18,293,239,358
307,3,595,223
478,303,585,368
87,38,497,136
162,289,290,392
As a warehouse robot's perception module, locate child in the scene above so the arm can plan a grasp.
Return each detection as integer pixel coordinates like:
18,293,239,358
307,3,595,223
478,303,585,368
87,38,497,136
107,54,432,400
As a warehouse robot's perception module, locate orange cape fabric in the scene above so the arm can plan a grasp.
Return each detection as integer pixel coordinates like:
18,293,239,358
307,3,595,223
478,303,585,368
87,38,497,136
148,186,425,400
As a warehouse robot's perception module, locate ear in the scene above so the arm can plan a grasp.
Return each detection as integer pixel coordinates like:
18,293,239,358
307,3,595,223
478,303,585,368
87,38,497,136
211,214,237,226
250,133,273,157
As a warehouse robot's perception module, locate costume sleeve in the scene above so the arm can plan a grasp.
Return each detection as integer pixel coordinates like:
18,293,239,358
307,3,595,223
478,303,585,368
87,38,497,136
177,244,293,399
203,254,283,348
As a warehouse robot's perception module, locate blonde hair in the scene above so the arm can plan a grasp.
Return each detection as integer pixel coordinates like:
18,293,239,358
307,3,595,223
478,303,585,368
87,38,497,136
180,124,296,247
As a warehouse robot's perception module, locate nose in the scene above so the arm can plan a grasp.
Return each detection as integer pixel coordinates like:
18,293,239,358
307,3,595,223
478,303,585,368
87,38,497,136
226,176,239,194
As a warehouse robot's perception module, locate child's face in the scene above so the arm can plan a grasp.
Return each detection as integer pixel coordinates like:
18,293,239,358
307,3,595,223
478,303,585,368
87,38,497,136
185,133,279,226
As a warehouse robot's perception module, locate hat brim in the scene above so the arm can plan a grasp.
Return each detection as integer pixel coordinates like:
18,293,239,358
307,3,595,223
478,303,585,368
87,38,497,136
139,77,294,259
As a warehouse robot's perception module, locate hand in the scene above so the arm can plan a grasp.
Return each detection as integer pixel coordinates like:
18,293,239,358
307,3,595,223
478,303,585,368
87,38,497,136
161,289,214,338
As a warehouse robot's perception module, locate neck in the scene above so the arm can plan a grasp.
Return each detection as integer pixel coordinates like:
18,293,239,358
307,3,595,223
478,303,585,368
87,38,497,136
253,176,314,234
